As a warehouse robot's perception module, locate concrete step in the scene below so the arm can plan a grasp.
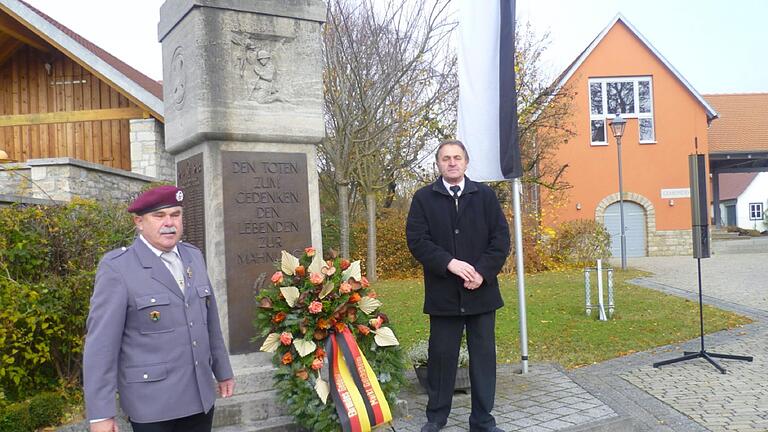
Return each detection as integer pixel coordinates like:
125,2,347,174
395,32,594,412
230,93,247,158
213,415,300,432
711,232,748,240
234,363,279,395
213,390,289,428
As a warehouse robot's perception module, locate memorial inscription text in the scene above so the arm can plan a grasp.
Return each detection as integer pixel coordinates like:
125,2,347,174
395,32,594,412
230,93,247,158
222,151,311,354
177,154,206,255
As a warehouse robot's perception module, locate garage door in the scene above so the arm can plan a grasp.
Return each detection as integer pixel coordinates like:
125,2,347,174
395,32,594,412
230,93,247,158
604,201,646,257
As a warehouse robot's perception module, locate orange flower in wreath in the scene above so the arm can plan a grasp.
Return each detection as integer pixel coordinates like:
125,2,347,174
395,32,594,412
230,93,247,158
357,324,371,335
348,292,361,303
316,318,331,329
309,273,324,285
271,271,284,285
272,311,286,324
311,358,323,370
334,321,347,333
339,282,352,294
280,332,293,345
282,352,293,365
308,301,323,314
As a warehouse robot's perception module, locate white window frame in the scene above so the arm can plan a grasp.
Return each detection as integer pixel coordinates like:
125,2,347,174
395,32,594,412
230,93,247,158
588,76,655,146
749,202,764,220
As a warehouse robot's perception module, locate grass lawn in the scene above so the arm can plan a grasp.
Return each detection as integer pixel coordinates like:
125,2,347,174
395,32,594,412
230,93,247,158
374,269,753,369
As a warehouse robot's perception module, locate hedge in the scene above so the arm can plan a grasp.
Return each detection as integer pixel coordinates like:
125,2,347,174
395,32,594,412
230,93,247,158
0,199,134,401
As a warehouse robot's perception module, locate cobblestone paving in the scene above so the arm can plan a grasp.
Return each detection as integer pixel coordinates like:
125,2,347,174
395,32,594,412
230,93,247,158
392,364,617,431
622,253,768,312
617,255,768,432
622,325,768,432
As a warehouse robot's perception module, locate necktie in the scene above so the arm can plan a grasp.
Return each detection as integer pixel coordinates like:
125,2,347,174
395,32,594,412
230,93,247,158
450,185,461,211
161,251,185,294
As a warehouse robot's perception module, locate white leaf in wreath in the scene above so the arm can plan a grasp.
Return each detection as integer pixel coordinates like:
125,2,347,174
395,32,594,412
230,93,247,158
342,260,362,282
357,296,382,315
281,251,300,275
308,252,324,275
260,333,281,352
315,375,329,404
293,339,317,357
319,280,335,299
373,326,400,347
280,286,300,307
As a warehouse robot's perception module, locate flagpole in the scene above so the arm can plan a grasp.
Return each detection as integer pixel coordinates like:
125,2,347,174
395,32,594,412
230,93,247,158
512,177,528,374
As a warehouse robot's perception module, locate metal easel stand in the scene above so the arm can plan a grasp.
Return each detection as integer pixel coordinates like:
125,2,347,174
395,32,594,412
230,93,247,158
652,258,753,374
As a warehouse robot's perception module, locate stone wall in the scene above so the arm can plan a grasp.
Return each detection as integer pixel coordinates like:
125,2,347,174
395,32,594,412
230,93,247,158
0,163,33,197
648,229,693,256
13,158,155,203
130,118,174,181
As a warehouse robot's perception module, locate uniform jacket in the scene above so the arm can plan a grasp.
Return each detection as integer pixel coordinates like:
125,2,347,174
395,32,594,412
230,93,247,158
83,238,233,423
406,177,511,315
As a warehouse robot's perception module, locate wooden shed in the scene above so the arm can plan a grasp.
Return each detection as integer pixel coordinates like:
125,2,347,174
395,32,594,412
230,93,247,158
0,0,163,171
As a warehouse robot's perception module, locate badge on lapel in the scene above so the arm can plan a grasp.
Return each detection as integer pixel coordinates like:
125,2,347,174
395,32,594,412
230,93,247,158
149,310,161,322
186,266,192,279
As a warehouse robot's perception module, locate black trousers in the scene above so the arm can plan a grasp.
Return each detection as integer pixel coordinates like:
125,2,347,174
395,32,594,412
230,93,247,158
130,407,215,432
426,311,496,432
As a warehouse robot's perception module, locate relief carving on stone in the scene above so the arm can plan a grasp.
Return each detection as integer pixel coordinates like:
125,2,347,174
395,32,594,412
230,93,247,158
232,31,291,104
170,46,186,111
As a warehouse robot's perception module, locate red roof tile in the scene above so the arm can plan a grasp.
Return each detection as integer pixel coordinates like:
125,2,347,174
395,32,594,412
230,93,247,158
704,93,768,153
718,172,758,201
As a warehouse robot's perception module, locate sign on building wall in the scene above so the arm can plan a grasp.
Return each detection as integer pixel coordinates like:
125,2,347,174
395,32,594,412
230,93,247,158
661,188,691,199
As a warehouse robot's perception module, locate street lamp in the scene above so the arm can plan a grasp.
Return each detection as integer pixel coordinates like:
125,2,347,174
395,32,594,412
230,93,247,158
609,113,627,270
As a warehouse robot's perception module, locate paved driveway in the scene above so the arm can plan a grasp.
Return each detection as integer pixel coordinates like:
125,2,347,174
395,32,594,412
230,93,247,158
621,251,768,312
599,248,768,431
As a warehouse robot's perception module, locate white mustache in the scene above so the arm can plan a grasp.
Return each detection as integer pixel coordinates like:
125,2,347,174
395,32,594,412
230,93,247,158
160,227,177,234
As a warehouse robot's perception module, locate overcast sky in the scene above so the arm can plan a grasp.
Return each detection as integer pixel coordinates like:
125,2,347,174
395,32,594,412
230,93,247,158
22,0,768,94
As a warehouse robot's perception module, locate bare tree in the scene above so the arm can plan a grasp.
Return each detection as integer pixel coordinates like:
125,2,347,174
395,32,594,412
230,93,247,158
320,0,456,271
515,22,576,208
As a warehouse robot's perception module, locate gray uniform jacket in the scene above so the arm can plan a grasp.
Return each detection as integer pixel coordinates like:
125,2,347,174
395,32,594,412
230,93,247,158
83,238,233,423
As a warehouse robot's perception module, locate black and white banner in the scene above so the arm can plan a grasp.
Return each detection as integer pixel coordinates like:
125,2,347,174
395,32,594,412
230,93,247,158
457,0,521,181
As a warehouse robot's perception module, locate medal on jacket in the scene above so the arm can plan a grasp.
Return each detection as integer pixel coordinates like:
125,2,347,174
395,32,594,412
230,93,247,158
150,310,161,322
186,266,192,279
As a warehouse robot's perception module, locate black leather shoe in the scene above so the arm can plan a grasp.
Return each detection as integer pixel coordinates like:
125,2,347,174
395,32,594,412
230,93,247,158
487,428,506,432
420,422,442,432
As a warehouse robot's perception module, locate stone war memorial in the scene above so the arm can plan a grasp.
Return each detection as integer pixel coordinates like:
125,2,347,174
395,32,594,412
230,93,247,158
159,0,324,354
160,0,325,428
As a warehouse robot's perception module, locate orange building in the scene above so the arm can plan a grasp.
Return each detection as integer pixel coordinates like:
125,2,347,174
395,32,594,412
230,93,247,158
542,14,717,257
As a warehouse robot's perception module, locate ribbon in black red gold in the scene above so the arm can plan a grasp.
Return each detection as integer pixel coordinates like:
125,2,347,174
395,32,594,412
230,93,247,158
327,327,393,432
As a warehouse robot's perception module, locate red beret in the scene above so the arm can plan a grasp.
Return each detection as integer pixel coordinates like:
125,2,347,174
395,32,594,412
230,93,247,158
128,185,184,215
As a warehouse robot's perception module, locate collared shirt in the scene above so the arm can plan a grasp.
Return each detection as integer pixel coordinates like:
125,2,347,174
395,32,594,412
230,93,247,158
442,177,466,196
139,235,181,273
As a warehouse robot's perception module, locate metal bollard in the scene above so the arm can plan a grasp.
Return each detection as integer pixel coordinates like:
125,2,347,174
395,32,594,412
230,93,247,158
607,268,614,317
584,268,591,316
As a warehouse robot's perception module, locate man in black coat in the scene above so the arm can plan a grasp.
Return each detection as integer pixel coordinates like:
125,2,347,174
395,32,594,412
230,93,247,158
406,140,510,432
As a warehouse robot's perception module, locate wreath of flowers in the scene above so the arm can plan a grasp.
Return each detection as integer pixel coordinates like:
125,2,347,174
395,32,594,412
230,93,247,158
254,247,406,431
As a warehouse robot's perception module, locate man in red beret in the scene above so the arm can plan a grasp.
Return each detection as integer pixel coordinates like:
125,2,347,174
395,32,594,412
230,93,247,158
83,185,235,432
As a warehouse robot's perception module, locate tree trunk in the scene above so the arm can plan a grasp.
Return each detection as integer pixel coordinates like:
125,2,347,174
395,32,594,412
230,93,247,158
365,192,377,282
383,181,396,208
338,183,350,258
